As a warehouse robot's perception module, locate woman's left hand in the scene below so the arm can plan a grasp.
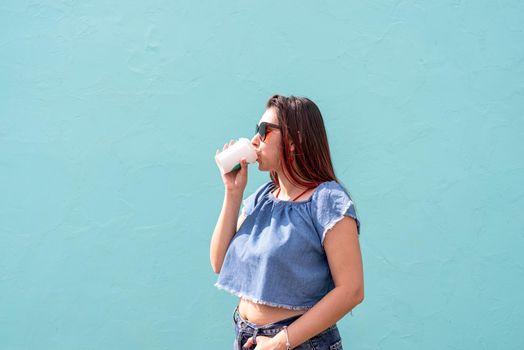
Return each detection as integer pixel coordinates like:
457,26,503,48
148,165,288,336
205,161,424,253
243,335,285,350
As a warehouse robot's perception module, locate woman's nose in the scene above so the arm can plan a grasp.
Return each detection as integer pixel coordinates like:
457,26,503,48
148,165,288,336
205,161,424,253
251,134,259,147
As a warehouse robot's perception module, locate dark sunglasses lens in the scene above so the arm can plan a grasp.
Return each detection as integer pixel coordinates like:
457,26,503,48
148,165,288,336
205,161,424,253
257,123,267,140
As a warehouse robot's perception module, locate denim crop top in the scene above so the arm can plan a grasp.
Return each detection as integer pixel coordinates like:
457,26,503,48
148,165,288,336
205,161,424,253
214,180,361,310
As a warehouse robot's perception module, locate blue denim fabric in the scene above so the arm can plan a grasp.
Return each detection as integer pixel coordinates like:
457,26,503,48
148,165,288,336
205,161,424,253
232,305,343,350
215,180,360,310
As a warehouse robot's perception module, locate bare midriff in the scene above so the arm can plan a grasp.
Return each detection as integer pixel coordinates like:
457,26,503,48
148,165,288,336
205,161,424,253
238,297,307,326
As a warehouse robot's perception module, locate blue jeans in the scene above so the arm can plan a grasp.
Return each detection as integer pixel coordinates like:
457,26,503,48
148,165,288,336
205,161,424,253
232,305,343,350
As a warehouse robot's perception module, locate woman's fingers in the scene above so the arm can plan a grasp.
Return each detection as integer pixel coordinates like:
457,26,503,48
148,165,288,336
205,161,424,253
240,158,248,172
237,159,247,180
243,337,254,348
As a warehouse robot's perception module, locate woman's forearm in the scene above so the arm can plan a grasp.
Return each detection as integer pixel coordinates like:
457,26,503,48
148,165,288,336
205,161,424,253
273,286,364,349
209,191,243,273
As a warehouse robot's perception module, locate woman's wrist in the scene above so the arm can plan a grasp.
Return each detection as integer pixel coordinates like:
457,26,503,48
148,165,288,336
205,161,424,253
224,189,243,201
273,329,291,350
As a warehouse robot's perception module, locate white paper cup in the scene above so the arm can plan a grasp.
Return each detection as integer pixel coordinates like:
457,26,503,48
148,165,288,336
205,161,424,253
215,138,257,174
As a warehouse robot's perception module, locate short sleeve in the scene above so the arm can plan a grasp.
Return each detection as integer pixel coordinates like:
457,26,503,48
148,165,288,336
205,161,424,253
240,192,256,217
311,181,361,245
240,181,273,217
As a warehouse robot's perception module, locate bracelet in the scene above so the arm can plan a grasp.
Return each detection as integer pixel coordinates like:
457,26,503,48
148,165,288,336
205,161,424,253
282,325,291,350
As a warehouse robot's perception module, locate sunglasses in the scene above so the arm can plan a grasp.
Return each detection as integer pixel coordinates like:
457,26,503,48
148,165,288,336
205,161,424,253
256,122,281,142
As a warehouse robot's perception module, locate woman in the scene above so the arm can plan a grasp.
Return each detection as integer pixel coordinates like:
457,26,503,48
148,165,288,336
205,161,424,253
210,95,364,350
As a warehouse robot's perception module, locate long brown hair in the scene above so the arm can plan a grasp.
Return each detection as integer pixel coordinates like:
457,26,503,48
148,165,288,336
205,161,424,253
266,94,340,189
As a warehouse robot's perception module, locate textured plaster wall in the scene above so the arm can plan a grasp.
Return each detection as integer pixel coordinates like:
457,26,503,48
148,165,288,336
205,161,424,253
1,1,523,349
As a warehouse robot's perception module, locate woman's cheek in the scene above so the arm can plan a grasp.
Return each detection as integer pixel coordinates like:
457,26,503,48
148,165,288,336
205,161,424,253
264,131,275,143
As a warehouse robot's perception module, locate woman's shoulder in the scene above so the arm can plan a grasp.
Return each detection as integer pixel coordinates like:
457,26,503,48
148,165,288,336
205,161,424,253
241,181,275,216
311,179,360,236
253,180,275,197
312,180,349,200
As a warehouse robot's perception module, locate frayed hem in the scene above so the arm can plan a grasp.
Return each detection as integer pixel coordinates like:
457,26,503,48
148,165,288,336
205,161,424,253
321,200,360,246
214,282,313,311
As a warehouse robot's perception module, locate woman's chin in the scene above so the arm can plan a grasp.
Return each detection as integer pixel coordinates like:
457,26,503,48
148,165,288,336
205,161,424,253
256,160,275,172
256,162,268,172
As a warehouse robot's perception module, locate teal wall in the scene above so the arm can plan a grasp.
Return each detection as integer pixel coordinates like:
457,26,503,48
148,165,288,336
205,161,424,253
1,1,523,349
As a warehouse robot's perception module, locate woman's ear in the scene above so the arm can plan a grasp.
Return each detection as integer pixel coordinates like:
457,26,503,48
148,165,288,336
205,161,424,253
290,132,301,153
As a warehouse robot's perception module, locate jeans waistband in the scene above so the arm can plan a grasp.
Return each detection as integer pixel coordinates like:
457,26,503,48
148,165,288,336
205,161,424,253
233,305,303,335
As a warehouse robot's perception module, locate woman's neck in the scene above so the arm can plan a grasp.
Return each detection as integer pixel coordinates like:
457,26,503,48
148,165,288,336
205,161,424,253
275,172,308,200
